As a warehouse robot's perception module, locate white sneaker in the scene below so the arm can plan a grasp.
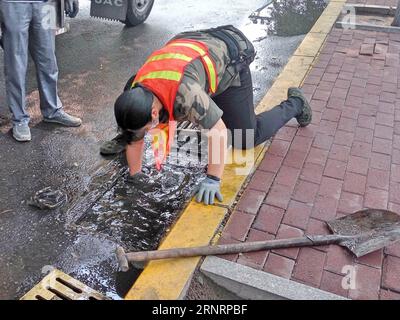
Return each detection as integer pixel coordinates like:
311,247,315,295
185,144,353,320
13,123,31,142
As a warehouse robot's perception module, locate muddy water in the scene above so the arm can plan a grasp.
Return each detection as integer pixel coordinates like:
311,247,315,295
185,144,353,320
68,130,207,297
76,129,207,250
77,164,206,251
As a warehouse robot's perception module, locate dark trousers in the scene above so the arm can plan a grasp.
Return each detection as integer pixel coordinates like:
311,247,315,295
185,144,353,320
212,66,303,149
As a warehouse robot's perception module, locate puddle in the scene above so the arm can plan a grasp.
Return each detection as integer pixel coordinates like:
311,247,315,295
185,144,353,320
250,0,328,36
55,234,125,299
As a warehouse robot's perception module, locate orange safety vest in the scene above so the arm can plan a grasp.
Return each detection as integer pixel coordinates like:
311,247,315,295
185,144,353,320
132,38,219,170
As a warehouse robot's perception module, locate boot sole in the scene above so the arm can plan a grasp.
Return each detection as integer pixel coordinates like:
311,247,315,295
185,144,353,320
13,134,31,142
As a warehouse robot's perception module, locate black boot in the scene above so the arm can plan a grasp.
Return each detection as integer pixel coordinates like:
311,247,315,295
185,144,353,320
100,134,127,156
288,87,312,127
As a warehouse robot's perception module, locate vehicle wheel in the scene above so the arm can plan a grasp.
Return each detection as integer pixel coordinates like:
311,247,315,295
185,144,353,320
123,0,154,27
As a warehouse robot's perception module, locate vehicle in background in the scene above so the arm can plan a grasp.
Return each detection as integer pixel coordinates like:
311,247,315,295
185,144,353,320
91,0,155,27
54,0,155,34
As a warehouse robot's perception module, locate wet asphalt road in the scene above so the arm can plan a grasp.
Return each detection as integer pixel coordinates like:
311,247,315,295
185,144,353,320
0,0,304,299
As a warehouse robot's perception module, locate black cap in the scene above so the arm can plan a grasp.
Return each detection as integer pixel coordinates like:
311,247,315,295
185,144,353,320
114,86,154,132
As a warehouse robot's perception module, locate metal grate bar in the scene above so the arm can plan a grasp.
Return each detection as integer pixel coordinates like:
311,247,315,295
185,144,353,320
21,269,107,300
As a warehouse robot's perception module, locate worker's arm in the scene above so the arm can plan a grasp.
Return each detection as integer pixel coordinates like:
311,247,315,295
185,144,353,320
206,118,228,179
195,118,227,205
175,77,226,205
126,139,145,176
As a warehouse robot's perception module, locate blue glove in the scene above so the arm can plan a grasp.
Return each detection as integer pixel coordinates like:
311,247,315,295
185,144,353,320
65,0,79,18
195,175,223,205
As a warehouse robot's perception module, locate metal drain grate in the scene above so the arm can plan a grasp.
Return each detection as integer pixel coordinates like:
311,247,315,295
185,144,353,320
21,269,108,300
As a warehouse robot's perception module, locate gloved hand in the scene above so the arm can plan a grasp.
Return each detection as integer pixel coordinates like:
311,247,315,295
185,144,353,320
195,175,223,205
65,0,79,18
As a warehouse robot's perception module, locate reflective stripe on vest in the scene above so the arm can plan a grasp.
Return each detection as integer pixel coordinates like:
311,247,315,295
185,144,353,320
166,41,217,94
135,70,182,83
145,52,193,64
202,55,217,94
167,41,207,56
134,40,218,94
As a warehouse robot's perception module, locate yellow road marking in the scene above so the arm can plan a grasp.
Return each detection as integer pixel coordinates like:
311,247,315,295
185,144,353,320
125,202,227,300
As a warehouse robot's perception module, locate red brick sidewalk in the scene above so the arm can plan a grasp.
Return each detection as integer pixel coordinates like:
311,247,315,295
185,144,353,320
219,27,400,299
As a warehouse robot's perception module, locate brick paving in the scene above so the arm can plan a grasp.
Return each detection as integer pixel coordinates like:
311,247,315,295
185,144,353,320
219,24,400,299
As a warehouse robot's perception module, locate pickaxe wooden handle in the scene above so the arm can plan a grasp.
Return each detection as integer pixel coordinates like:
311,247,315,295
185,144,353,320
116,235,347,272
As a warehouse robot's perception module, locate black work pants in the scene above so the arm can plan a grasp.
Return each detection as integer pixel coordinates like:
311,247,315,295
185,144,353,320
212,66,303,149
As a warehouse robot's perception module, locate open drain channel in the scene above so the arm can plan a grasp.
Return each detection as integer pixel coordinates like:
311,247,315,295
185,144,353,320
61,122,208,297
69,122,207,250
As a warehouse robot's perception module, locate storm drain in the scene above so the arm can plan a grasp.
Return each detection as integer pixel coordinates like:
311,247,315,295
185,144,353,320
21,269,108,300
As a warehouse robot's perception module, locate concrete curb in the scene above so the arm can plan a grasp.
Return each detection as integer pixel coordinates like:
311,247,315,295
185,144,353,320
201,256,348,300
344,4,396,15
125,147,268,300
125,0,347,300
336,21,400,33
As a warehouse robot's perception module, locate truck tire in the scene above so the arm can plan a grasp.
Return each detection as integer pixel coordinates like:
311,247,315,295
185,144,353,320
124,0,154,27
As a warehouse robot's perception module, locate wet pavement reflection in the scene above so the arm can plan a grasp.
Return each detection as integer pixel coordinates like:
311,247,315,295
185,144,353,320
250,0,327,36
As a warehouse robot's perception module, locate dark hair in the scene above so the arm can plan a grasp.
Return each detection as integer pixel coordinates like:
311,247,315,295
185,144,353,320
114,86,154,143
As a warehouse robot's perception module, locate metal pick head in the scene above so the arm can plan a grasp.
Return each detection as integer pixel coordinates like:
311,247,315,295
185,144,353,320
327,209,400,257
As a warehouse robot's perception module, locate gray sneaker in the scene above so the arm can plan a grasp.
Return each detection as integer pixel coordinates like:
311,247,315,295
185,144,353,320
44,111,82,127
13,123,31,142
288,87,312,127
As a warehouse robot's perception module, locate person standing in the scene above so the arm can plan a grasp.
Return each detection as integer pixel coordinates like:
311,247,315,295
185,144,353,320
0,0,81,142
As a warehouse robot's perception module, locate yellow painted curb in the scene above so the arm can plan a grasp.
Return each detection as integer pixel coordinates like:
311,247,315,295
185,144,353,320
125,202,227,300
294,32,328,57
126,0,346,300
219,145,265,207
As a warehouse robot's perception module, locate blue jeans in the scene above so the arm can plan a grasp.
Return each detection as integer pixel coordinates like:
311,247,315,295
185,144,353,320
1,1,62,125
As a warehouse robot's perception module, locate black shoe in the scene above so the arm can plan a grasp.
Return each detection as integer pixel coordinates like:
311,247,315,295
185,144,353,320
100,134,127,156
288,87,312,127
